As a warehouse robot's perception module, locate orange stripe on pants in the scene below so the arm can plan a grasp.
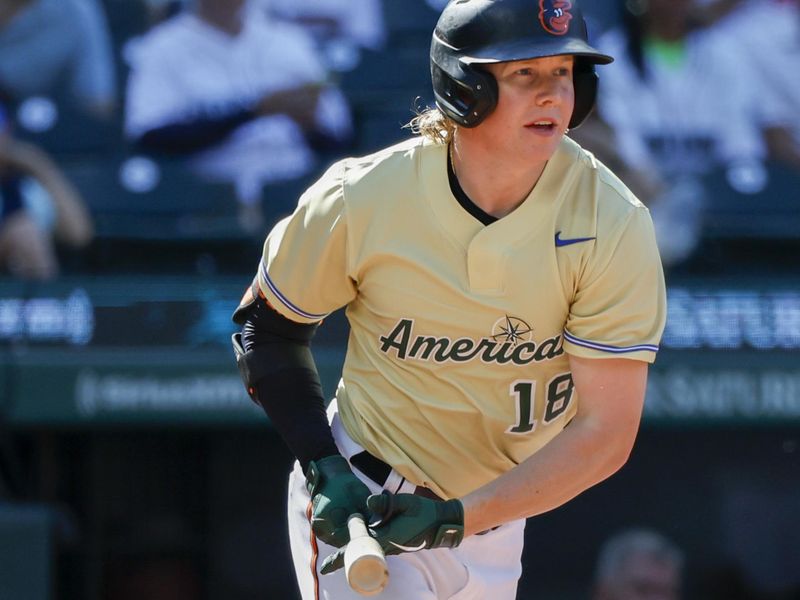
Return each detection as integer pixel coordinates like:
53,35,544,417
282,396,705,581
306,500,320,600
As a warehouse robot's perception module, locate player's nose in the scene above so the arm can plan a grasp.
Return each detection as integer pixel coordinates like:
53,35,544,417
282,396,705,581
534,71,573,107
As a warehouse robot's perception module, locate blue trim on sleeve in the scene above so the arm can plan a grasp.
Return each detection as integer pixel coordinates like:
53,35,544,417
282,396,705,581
563,330,659,354
260,260,327,321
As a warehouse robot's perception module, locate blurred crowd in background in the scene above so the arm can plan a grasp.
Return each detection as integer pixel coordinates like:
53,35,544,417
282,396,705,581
0,0,798,281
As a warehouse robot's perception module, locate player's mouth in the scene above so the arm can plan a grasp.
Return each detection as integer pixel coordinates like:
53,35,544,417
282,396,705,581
524,118,559,134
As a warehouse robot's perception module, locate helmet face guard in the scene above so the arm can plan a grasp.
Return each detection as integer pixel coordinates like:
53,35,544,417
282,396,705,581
430,0,613,129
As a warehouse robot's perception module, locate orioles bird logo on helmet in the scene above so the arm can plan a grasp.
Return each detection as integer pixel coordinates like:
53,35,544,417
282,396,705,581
538,0,573,35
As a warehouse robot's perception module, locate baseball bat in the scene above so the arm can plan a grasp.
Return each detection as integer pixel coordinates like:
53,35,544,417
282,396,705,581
344,513,388,596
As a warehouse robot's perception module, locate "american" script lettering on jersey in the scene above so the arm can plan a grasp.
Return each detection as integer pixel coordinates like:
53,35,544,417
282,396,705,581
379,318,564,365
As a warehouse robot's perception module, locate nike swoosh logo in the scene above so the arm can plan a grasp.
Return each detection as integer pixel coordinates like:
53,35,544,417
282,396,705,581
389,540,427,552
555,231,596,247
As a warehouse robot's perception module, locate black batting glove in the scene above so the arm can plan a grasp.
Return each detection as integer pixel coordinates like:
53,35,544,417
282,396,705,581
305,455,371,548
320,491,464,574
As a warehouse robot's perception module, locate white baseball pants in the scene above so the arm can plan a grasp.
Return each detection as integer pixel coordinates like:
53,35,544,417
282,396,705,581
287,401,525,600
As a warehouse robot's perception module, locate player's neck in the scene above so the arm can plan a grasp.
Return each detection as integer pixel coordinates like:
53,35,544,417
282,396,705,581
450,137,547,219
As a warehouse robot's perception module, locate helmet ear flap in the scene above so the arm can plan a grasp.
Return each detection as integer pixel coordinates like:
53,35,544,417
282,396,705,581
432,63,497,128
569,63,598,129
431,33,499,129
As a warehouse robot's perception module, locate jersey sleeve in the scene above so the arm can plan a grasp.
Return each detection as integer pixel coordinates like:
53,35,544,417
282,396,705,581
256,161,356,324
564,206,667,363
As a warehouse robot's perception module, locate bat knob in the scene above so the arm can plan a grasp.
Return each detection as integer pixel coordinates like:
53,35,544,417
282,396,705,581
345,514,389,596
346,552,388,596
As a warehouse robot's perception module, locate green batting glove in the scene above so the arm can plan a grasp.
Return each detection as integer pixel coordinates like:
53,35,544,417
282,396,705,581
320,491,464,574
306,455,371,548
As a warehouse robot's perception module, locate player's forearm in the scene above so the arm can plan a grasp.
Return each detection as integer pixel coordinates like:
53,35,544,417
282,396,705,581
1,140,75,201
0,139,94,245
135,108,255,154
237,294,340,471
0,138,59,179
460,416,637,537
462,358,648,536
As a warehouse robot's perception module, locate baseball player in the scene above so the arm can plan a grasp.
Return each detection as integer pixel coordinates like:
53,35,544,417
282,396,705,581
232,0,666,598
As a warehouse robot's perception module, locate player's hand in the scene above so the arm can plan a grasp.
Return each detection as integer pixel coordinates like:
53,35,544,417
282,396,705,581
320,491,464,574
306,455,371,548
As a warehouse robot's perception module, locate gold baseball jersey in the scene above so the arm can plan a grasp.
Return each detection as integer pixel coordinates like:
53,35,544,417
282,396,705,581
257,136,666,499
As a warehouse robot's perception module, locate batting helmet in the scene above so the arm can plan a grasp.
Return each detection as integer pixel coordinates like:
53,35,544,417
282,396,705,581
430,0,613,128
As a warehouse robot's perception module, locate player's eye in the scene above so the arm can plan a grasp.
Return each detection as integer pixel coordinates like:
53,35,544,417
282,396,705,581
515,67,533,76
555,67,572,77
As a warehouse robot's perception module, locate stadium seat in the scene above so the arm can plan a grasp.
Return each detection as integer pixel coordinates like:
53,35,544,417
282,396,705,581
701,162,800,240
0,503,53,600
382,0,441,35
10,96,124,159
340,40,432,101
350,106,416,155
62,156,243,241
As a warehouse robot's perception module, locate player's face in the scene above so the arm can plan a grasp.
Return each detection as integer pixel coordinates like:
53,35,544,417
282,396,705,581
477,55,575,163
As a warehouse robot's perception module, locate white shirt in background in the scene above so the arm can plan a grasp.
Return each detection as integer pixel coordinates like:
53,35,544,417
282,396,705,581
125,9,352,203
596,26,765,177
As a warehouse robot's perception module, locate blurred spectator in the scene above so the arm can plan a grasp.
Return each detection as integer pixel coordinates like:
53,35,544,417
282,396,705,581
0,0,117,119
697,0,800,169
587,0,766,268
124,0,353,234
429,0,622,26
262,0,386,72
138,0,185,28
0,103,94,280
591,528,684,600
105,0,183,51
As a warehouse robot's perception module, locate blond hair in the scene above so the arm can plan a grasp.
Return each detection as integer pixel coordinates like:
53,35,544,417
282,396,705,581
405,106,457,145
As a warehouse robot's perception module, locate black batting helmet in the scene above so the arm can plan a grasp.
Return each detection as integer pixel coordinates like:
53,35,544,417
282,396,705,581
430,0,613,129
